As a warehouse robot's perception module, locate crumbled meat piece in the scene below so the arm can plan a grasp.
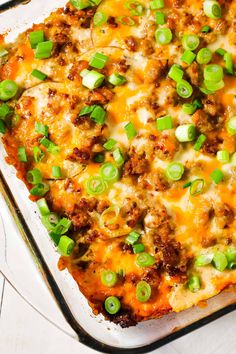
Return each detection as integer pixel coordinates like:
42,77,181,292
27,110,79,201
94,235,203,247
78,197,98,212
144,206,173,239
154,134,179,161
121,242,133,254
69,204,91,231
192,109,214,133
138,171,169,191
202,95,223,117
109,310,137,328
123,152,149,176
141,268,161,287
73,115,93,130
68,60,88,81
97,200,110,214
214,19,229,34
214,203,234,229
186,62,202,86
68,147,91,163
201,235,217,248
121,199,142,227
202,136,223,155
107,16,118,28
124,36,137,51
144,59,168,84
115,59,129,73
87,87,113,105
173,0,184,8
139,39,155,56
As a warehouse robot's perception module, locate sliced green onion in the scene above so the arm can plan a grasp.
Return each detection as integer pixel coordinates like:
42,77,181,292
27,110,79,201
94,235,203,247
175,124,196,142
190,178,204,196
126,230,140,245
136,281,151,302
35,41,53,60
79,105,96,116
27,169,42,184
195,253,213,266
217,150,230,163
100,162,120,183
49,232,61,246
42,213,60,231
89,52,109,70
193,99,202,109
136,252,155,267
125,0,145,16
104,296,121,314
113,148,125,167
86,176,107,195
201,25,211,33
224,52,233,75
90,105,106,125
93,153,105,163
52,166,62,179
150,0,164,9
17,147,27,162
199,87,214,95
29,30,44,49
117,269,125,277
70,0,90,10
196,48,212,65
82,70,105,89
108,73,127,86
133,243,145,254
156,115,173,131
40,137,60,154
35,122,49,137
182,103,197,115
33,146,45,162
183,181,192,189
0,103,11,119
182,34,200,51
194,134,206,151
203,0,221,19
52,217,72,236
93,12,108,26
225,247,236,263
204,79,224,91
187,275,201,293
231,152,236,166
155,11,165,25
103,138,117,150
215,48,226,56
155,27,172,45
117,16,136,26
0,120,5,134
212,251,228,272
210,168,224,184
0,47,8,57
58,235,75,256
226,116,236,135
124,122,137,139
30,183,49,197
31,69,47,81
80,69,90,78
101,270,118,287
204,64,223,82
166,162,184,181
181,50,196,65
228,261,236,270
176,80,193,98
0,80,18,101
100,205,120,226
36,198,50,216
168,64,184,82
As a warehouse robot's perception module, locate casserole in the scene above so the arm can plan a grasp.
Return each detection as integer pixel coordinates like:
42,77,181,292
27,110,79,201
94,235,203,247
0,0,236,352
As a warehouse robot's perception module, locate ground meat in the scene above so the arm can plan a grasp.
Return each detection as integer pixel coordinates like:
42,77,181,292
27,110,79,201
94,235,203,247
69,204,91,231
186,62,202,86
154,133,179,161
109,310,137,328
120,242,133,254
214,203,235,229
67,147,91,163
115,59,129,73
123,152,149,176
214,19,229,34
201,235,217,248
97,200,110,214
144,59,168,84
121,199,142,227
78,197,98,212
139,39,155,56
192,109,214,133
87,87,113,105
202,95,223,117
107,16,118,28
141,268,161,287
138,170,169,191
72,115,93,130
144,203,173,238
124,36,137,51
202,136,223,155
173,0,184,8
68,60,88,81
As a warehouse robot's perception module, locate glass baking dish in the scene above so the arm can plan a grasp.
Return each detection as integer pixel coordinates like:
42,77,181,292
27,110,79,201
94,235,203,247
1,1,236,352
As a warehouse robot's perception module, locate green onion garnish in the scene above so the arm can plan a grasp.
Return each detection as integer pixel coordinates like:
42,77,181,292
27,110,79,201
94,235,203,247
103,138,117,150
108,73,127,86
101,270,118,287
79,105,96,116
210,168,224,184
133,243,145,254
125,230,140,245
117,16,136,26
187,275,201,292
204,64,223,82
168,64,184,82
29,30,45,49
52,166,62,179
182,103,197,115
27,168,42,184
58,235,75,256
204,79,224,92
93,12,108,26
124,121,137,139
182,34,200,51
113,148,125,167
0,80,18,101
70,0,91,9
49,232,61,246
175,123,196,142
136,281,151,302
224,52,233,75
33,146,45,162
17,147,27,163
52,217,72,236
93,153,105,163
0,47,8,57
217,150,230,163
31,69,47,81
225,248,236,263
190,178,204,196
42,213,60,231
176,80,193,98
201,25,211,33
35,122,49,137
212,251,228,272
86,176,107,195
183,181,192,189
156,115,173,131
215,48,226,56
100,162,120,183
166,162,184,181
90,105,107,125
0,120,5,134
155,27,172,45
195,254,213,266
231,152,236,166
181,50,196,65
136,252,156,267
203,0,221,19
0,103,11,119
40,137,60,154
82,70,105,89
155,11,165,24
196,48,212,65
36,198,50,216
150,0,164,9
194,134,206,151
104,296,121,314
35,41,53,59
30,183,50,197
226,116,236,135
125,0,145,16
89,52,109,70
